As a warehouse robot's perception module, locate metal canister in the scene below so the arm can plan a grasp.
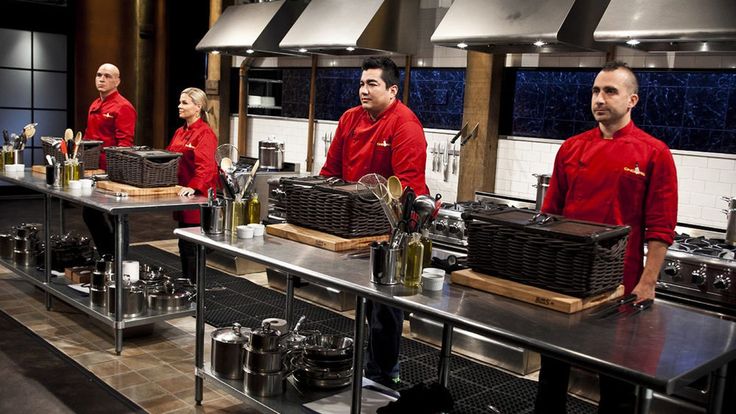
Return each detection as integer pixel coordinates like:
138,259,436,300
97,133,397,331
211,323,250,380
532,173,551,211
723,196,736,246
0,233,14,259
258,139,284,170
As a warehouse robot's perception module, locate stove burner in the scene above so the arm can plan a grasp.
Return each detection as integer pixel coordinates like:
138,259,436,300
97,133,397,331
684,237,711,248
670,233,735,261
442,201,512,213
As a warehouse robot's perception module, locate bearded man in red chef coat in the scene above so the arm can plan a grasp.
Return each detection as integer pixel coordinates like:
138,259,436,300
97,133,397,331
320,57,429,388
535,61,678,413
83,63,137,259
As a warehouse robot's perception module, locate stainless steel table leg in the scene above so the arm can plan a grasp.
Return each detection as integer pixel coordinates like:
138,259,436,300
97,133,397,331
195,244,206,405
708,364,728,414
114,214,124,355
44,194,52,310
285,273,295,328
58,199,65,233
351,296,366,414
438,322,454,387
636,386,653,414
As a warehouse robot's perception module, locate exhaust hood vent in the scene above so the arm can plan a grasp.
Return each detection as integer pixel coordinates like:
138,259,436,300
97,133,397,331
196,0,309,57
431,0,610,54
279,0,419,56
594,0,736,52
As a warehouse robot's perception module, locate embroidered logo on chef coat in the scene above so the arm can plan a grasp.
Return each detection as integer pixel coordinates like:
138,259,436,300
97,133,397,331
377,140,390,148
185,143,195,149
103,112,113,119
624,162,646,177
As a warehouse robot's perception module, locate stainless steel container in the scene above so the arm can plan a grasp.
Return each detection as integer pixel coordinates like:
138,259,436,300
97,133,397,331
13,249,34,267
0,233,14,259
258,139,284,170
106,282,146,318
90,287,106,308
243,367,286,397
249,321,282,352
244,346,285,373
724,196,736,246
200,205,225,235
14,236,33,251
533,173,551,211
147,288,193,311
211,323,250,380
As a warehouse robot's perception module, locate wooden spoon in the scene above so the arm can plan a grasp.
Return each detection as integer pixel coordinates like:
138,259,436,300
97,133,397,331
72,131,82,160
387,175,403,201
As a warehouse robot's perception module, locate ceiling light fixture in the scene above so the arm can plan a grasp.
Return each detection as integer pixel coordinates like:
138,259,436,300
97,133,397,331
533,40,546,47
246,49,255,54
457,42,468,49
626,39,640,46
211,50,220,55
346,47,355,52
298,48,307,53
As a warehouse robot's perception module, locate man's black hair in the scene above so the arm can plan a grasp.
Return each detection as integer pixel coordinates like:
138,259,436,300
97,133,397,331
601,60,639,94
361,57,400,88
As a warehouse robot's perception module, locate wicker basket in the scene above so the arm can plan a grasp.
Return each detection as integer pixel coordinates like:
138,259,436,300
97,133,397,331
104,147,181,187
281,176,390,238
465,209,629,297
42,139,104,170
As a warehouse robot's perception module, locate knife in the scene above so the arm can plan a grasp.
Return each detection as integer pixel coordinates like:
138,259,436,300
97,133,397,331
610,298,654,320
588,293,637,318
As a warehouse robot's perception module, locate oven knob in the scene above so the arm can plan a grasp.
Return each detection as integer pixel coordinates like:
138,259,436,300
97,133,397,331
448,223,462,234
663,260,681,278
690,264,707,286
713,272,732,290
435,220,447,232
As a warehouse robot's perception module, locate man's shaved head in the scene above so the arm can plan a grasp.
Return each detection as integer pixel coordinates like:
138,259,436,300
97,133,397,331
600,60,638,95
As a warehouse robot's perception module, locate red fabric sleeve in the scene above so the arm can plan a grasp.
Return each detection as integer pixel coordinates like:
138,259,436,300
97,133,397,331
390,120,429,195
115,104,136,147
319,115,348,178
643,146,678,245
188,128,218,194
541,142,569,215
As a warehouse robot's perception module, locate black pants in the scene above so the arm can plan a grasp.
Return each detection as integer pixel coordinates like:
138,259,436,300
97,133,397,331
364,300,403,381
177,222,199,284
82,207,129,258
535,355,636,414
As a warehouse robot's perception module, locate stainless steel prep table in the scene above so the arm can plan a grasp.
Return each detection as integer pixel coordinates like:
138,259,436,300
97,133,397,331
0,169,206,354
175,227,736,414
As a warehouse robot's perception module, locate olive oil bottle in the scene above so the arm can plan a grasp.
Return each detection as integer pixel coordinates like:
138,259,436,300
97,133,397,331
403,233,424,288
247,193,261,224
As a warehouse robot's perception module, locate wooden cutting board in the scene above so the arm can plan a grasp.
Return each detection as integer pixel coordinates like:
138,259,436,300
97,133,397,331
31,165,105,177
451,268,624,314
266,223,389,252
96,180,181,197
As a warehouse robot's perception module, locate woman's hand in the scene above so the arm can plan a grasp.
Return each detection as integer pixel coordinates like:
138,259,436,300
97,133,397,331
179,186,196,197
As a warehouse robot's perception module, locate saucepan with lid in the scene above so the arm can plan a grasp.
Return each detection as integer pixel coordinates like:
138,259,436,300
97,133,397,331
211,322,250,380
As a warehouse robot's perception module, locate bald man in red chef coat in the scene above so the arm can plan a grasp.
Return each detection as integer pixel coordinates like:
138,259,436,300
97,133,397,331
535,61,678,414
83,63,137,258
320,57,428,388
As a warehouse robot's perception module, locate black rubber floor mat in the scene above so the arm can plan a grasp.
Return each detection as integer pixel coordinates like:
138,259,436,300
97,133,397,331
130,244,597,413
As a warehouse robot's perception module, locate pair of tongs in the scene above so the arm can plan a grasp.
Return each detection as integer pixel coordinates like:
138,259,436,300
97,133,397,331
609,298,654,319
588,293,637,319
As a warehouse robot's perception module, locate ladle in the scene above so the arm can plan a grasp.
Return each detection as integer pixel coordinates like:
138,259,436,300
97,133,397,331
387,175,403,201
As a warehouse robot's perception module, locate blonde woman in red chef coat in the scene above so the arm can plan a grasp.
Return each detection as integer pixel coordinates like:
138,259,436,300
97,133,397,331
535,61,678,414
167,87,219,283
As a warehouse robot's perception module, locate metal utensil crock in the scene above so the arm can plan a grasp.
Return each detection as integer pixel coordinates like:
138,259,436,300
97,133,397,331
211,323,250,380
723,196,736,246
258,139,284,170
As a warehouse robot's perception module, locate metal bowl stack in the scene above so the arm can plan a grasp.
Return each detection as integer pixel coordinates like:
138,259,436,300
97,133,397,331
292,334,354,389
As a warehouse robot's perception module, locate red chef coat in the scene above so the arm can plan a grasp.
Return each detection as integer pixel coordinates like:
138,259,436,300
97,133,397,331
85,90,137,170
320,99,429,195
167,118,219,224
542,121,678,293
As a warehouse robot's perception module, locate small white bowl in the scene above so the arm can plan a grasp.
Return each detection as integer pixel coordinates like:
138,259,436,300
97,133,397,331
247,223,265,236
421,274,444,291
79,179,94,189
422,267,445,277
237,225,254,239
68,180,81,189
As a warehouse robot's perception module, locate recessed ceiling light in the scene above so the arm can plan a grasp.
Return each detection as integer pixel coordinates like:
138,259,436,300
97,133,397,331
457,42,468,49
346,47,355,52
533,40,546,47
298,48,308,53
246,49,255,54
626,39,640,46
211,50,220,55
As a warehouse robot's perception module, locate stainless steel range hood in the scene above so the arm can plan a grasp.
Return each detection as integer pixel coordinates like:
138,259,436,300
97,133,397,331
196,0,309,57
279,0,419,55
594,0,736,52
431,0,610,53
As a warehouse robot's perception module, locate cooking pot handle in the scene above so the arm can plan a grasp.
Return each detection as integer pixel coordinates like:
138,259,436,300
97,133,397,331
528,213,558,225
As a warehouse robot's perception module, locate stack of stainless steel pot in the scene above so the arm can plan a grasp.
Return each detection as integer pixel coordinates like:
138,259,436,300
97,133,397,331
243,321,289,397
106,274,146,318
12,223,40,267
211,323,250,380
146,277,195,311
292,333,354,390
90,255,113,308
0,230,15,260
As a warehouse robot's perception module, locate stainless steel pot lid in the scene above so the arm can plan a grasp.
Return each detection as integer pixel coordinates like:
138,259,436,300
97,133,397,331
211,323,250,344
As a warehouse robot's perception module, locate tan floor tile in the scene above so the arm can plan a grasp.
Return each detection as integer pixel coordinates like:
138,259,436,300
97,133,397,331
119,381,170,402
104,371,150,389
199,397,260,413
136,337,180,352
155,374,195,394
53,340,96,357
138,395,190,414
119,353,164,370
11,310,48,323
75,350,118,366
88,359,133,377
137,363,183,381
169,358,196,375
154,348,194,363
1,304,37,314
34,324,77,338
173,385,224,403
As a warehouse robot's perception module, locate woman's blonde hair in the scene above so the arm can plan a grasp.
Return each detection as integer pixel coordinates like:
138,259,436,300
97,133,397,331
182,87,209,124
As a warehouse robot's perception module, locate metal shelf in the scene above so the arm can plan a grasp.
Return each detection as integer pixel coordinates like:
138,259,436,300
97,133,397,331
249,78,282,84
247,105,282,110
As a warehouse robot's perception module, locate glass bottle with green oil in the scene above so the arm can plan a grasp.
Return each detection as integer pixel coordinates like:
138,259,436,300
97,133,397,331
247,193,260,224
232,199,247,229
403,233,424,288
420,229,433,268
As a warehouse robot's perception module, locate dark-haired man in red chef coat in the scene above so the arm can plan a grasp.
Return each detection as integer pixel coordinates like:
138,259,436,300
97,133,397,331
320,57,428,388
83,63,137,258
535,61,678,414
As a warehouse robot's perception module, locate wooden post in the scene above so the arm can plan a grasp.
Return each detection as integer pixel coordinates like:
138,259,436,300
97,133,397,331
237,58,252,156
151,0,168,149
306,55,318,172
403,55,412,104
205,0,231,145
457,51,505,201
